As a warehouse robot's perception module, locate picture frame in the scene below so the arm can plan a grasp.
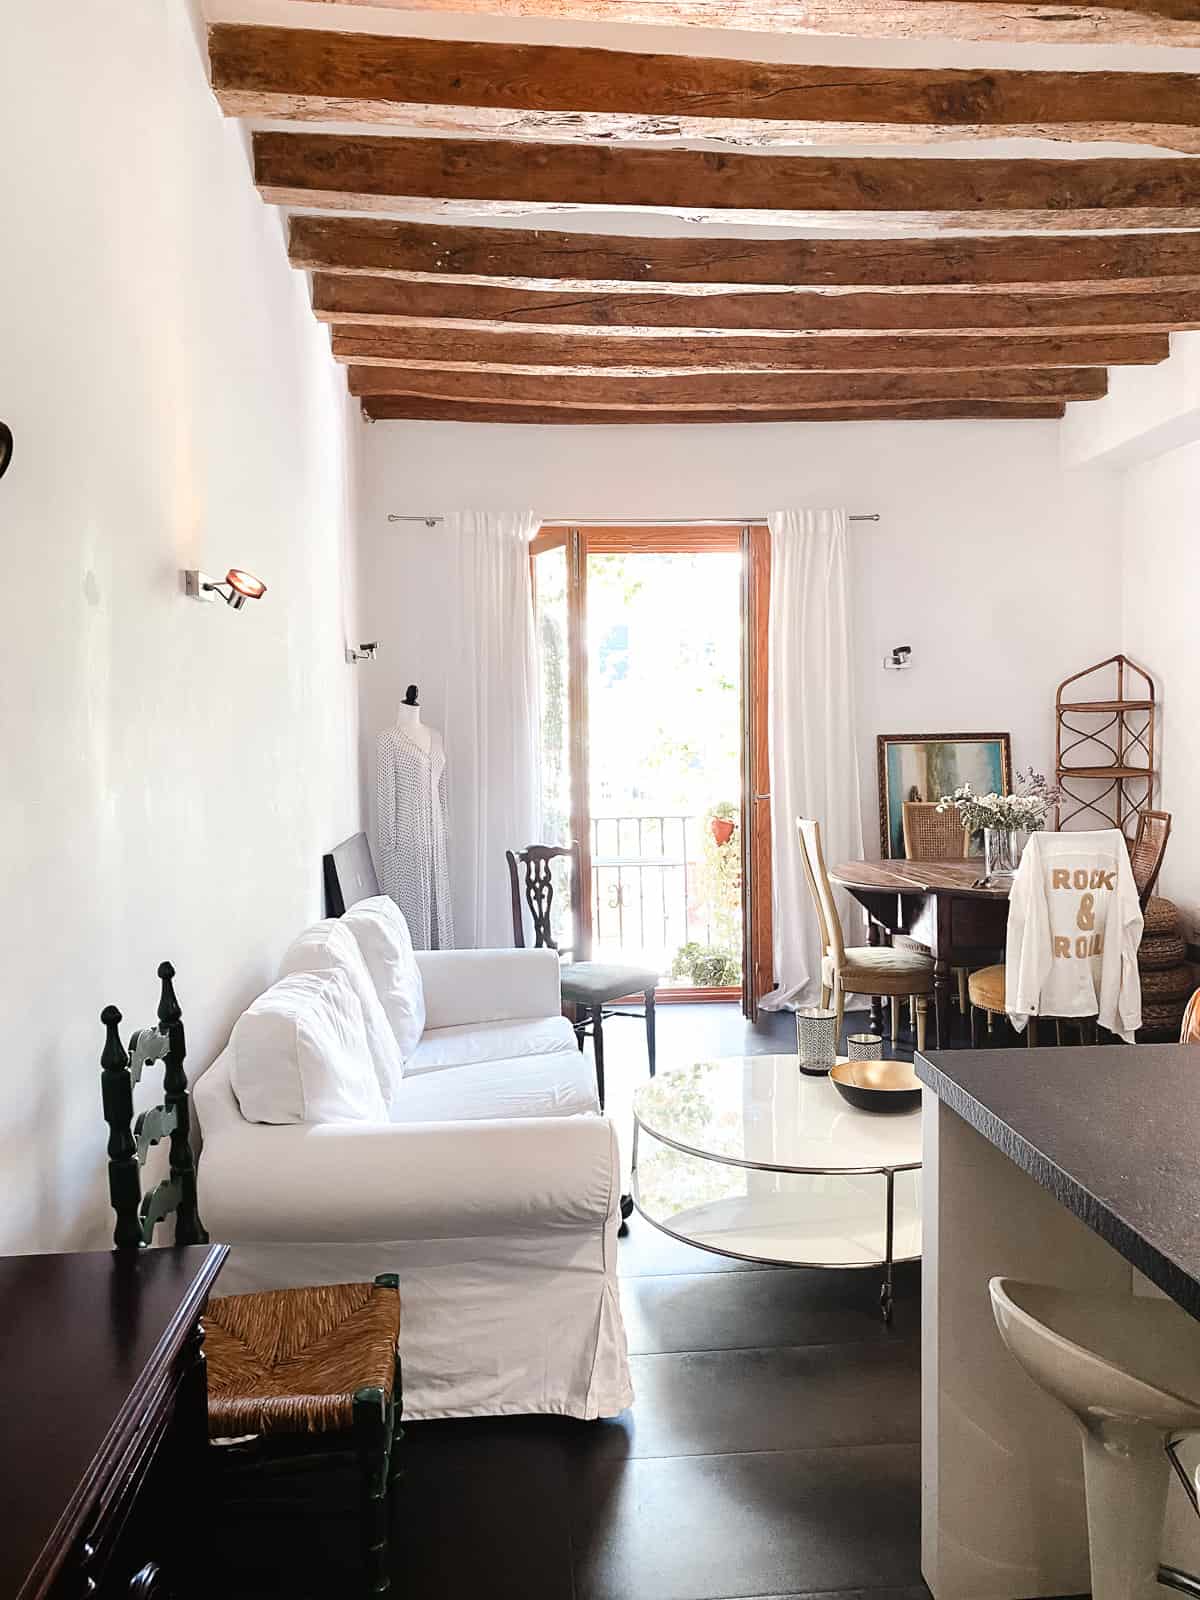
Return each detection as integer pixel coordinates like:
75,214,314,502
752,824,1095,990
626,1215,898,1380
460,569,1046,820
877,731,1013,858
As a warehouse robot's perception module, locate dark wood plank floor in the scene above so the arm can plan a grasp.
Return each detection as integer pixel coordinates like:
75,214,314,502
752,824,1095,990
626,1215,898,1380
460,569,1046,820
218,1003,931,1599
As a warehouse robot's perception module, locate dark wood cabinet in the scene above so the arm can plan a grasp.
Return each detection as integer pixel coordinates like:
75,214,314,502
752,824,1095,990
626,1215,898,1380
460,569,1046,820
0,1244,227,1600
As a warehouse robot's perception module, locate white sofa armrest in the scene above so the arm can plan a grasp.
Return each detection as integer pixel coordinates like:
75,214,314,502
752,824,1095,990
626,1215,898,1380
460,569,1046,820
415,948,563,1031
196,1052,619,1242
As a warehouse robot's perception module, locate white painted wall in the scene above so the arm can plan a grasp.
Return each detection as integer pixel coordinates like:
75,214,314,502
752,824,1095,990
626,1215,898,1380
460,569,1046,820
358,418,1120,893
1118,443,1200,940
0,2,362,1253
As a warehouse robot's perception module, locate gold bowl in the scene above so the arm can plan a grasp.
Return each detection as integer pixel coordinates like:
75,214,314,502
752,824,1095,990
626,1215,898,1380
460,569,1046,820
830,1058,922,1114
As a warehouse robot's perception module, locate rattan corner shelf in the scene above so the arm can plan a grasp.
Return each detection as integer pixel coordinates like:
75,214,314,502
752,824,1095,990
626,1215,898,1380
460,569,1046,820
1055,655,1157,834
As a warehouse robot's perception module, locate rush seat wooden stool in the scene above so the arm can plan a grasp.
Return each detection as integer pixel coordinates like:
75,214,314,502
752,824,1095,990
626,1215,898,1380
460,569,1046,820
99,963,403,1596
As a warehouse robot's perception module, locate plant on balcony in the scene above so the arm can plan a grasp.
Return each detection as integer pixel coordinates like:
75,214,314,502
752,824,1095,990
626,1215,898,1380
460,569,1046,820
708,799,737,847
671,941,741,988
697,802,741,954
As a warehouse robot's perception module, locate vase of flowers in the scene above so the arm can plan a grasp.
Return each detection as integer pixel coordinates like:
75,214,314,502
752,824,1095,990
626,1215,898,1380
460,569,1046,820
937,768,1061,884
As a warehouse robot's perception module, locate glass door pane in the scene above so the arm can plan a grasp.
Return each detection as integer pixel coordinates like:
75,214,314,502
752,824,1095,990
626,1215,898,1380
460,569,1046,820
531,538,574,952
533,541,570,847
586,550,743,991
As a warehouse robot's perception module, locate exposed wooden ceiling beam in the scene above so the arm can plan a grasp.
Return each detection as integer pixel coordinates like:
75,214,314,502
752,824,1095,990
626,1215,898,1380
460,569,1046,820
314,273,1200,335
286,0,1200,48
358,397,1067,422
330,325,1169,372
254,133,1200,231
290,217,1200,294
211,24,1200,152
346,364,1108,405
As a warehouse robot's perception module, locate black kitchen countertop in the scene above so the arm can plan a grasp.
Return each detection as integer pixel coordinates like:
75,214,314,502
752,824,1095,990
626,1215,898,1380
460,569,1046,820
916,1044,1200,1321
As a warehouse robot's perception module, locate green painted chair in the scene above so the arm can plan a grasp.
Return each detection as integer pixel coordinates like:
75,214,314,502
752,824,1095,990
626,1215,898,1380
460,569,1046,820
99,963,402,1595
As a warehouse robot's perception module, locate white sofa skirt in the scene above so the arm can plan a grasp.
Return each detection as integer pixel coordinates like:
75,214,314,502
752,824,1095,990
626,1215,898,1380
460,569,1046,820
194,1050,633,1422
212,1232,632,1421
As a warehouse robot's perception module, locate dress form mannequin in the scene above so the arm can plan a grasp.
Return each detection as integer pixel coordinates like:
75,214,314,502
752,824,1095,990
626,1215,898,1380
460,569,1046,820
396,684,432,754
376,682,453,949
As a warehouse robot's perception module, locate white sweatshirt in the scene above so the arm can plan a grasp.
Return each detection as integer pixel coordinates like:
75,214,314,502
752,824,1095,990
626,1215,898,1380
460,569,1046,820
1005,829,1143,1042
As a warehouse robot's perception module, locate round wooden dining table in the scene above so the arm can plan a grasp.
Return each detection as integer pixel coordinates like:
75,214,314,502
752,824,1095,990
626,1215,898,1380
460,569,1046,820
828,859,1010,1049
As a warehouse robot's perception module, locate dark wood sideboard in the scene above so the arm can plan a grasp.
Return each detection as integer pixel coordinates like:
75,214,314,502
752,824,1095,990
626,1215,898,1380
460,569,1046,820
0,1244,227,1600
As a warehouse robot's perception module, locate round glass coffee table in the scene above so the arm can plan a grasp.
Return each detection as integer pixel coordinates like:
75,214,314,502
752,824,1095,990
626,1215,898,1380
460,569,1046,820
631,1055,922,1322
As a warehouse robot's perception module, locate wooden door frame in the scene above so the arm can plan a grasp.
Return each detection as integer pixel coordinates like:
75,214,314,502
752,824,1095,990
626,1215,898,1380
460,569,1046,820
531,522,771,1003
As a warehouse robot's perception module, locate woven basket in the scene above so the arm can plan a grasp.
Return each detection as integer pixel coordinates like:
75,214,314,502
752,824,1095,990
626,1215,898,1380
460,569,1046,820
1143,896,1182,937
1139,965,1196,1002
1140,997,1188,1036
1138,934,1188,971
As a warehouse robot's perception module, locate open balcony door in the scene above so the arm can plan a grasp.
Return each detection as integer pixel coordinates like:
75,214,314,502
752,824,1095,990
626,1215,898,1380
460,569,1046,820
530,522,773,1010
742,524,775,1022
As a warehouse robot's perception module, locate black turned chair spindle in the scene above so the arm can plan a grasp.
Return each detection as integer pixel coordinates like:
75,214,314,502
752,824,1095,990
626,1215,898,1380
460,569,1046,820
101,1005,143,1251
158,961,208,1247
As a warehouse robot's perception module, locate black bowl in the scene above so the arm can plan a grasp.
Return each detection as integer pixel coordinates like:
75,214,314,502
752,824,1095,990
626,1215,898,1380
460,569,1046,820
830,1058,922,1114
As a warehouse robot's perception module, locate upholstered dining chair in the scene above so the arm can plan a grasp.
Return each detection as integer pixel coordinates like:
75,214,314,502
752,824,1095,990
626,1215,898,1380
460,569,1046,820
1129,808,1172,907
896,800,976,1028
100,964,402,1596
796,818,934,1052
505,841,657,1109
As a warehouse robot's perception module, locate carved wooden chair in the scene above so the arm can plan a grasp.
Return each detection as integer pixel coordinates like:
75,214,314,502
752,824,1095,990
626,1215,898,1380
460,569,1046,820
100,963,402,1596
1130,808,1172,907
505,842,658,1109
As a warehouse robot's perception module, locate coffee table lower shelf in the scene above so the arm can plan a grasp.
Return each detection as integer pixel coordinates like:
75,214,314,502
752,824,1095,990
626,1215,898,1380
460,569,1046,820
631,1128,921,1323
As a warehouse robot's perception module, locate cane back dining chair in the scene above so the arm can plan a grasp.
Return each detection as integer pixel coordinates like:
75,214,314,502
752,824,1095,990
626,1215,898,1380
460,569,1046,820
506,842,658,1109
896,800,977,1028
1129,808,1172,907
796,818,934,1052
99,963,402,1596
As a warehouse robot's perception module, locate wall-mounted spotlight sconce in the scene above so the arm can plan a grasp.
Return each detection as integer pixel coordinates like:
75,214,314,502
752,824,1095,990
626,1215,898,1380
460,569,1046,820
0,423,12,482
883,644,913,672
185,568,267,610
346,641,380,663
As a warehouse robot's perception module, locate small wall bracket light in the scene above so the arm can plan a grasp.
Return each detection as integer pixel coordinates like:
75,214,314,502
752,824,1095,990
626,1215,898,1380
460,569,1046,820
346,641,380,663
884,644,913,672
185,568,267,609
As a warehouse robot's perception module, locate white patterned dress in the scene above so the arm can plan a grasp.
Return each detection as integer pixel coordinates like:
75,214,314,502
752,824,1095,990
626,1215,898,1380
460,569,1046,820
375,724,455,950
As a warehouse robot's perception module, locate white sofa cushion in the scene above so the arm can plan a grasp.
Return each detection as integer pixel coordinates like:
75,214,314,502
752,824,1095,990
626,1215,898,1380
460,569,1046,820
278,918,404,1101
405,1015,577,1076
343,896,425,1059
229,968,388,1125
388,1050,599,1124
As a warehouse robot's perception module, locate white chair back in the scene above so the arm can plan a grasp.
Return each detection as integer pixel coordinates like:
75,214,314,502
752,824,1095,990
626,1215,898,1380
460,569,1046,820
1006,829,1139,1030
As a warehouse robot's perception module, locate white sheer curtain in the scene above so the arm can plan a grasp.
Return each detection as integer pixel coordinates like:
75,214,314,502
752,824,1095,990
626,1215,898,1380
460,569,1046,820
439,511,541,948
761,508,865,1010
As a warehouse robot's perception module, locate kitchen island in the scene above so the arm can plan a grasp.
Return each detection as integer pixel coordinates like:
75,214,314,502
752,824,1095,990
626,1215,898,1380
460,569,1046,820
916,1043,1200,1600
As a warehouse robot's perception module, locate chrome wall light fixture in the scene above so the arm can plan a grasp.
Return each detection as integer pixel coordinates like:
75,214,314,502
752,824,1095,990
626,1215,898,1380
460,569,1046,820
185,568,267,609
346,641,380,663
0,423,12,481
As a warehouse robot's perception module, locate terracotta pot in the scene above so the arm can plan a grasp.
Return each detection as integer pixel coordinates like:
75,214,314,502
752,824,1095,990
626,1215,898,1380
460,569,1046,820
710,817,735,847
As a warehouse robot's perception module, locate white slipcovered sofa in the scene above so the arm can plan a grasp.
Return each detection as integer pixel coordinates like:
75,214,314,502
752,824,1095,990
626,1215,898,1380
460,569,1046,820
193,897,632,1422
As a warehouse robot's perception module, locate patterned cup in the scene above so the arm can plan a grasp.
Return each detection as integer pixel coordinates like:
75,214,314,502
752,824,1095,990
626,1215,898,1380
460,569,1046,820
795,1007,838,1075
846,1032,884,1062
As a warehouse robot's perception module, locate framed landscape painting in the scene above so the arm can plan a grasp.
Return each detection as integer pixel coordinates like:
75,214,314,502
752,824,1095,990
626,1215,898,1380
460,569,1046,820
877,732,1012,858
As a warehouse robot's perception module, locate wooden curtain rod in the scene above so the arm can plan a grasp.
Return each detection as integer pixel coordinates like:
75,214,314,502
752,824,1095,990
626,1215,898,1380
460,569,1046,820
386,513,880,526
